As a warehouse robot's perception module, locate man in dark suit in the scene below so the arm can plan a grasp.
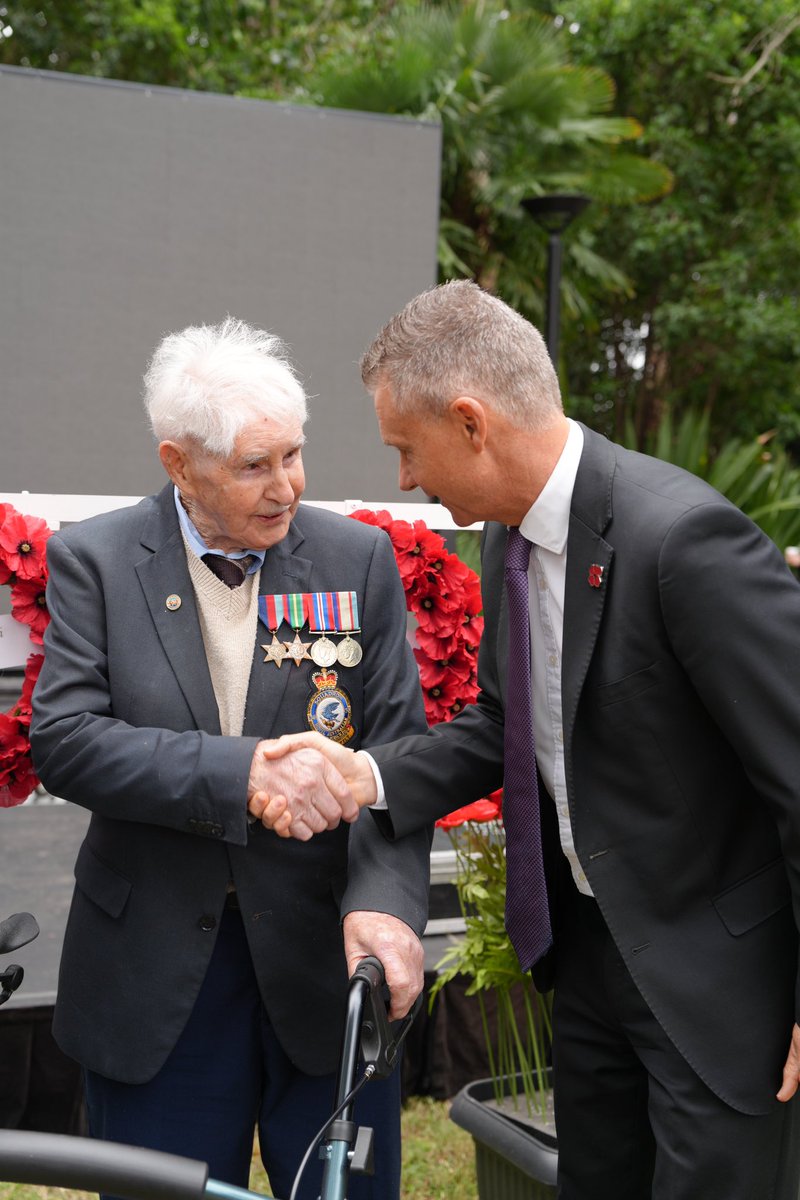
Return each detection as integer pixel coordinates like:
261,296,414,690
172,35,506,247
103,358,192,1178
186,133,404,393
29,317,430,1200
259,281,800,1198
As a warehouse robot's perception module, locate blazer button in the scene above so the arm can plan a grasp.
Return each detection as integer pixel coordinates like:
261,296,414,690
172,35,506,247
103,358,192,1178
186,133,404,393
198,914,216,932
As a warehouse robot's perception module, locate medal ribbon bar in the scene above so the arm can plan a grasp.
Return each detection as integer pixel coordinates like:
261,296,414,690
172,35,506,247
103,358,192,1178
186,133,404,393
259,592,360,633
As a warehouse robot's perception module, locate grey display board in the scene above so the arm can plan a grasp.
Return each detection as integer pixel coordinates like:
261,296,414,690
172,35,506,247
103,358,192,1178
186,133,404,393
0,67,441,500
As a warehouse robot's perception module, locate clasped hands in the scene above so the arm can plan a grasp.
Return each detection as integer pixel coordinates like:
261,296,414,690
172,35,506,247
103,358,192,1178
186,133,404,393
247,733,377,841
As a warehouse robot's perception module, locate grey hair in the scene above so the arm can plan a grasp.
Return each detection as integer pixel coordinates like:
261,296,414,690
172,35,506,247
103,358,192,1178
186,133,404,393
360,280,562,432
143,317,308,457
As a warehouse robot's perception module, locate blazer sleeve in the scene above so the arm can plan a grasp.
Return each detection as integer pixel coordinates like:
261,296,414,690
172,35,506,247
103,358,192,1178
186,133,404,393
340,530,433,935
29,532,256,845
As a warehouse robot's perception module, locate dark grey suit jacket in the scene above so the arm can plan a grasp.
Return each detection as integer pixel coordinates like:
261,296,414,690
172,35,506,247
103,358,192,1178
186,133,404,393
371,424,800,1116
30,485,430,1083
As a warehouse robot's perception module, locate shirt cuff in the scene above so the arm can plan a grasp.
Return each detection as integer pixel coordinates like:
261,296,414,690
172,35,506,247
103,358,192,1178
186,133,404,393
360,751,387,810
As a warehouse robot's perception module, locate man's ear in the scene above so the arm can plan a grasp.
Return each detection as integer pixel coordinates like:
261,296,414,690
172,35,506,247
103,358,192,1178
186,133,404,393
158,441,190,488
449,396,489,452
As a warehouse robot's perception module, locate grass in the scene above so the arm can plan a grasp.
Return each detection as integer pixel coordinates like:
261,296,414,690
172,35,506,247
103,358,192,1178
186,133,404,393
0,1097,478,1200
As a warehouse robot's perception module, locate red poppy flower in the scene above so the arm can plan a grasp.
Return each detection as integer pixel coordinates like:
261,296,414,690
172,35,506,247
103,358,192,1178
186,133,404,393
348,507,394,532
431,550,472,596
0,509,50,581
414,586,465,637
11,578,50,643
0,712,27,764
415,627,462,662
445,676,479,718
12,653,44,726
0,755,39,807
436,790,503,829
415,645,475,689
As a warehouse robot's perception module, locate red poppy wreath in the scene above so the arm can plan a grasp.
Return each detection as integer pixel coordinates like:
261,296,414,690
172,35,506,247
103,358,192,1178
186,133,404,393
0,504,51,807
348,509,484,726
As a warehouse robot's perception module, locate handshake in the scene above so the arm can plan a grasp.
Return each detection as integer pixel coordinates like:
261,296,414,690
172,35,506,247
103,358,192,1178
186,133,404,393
246,733,379,840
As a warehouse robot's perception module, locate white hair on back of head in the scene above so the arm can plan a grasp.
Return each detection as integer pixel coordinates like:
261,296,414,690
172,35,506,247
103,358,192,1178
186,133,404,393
143,317,308,457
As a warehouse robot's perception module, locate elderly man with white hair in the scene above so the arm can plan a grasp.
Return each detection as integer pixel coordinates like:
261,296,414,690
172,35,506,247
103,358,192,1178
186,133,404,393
30,318,430,1200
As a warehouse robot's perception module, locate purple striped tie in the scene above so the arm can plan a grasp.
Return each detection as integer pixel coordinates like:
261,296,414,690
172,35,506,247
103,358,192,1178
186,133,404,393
503,526,552,972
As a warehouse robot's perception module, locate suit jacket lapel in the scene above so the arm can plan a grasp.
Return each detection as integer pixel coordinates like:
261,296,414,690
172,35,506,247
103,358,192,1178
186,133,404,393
242,518,314,739
135,486,222,733
561,426,615,751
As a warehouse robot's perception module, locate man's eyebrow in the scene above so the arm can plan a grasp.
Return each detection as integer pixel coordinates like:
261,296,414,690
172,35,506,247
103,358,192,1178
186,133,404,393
238,437,306,467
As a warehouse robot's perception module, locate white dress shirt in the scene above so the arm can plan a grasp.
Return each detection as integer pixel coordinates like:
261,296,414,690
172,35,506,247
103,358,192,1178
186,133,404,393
518,418,592,895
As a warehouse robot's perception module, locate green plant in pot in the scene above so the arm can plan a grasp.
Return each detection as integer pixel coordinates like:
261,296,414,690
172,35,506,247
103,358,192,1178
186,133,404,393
432,795,558,1198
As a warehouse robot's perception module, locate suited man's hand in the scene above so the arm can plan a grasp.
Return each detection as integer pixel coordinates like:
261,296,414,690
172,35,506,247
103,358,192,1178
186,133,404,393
777,1023,800,1101
247,740,358,840
343,910,424,1021
255,733,379,840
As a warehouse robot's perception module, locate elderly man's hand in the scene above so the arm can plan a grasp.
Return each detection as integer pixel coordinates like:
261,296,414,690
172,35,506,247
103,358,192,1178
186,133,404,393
343,910,424,1021
253,733,379,839
247,739,359,840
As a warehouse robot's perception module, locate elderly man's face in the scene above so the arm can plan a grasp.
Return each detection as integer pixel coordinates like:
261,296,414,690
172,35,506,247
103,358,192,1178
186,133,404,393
374,382,483,527
169,415,306,553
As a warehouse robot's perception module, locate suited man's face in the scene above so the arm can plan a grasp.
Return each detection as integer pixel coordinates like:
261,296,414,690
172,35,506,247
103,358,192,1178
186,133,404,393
374,382,488,527
160,416,306,553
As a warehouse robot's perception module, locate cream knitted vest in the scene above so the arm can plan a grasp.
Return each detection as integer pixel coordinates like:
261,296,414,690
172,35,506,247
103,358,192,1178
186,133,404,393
183,534,260,737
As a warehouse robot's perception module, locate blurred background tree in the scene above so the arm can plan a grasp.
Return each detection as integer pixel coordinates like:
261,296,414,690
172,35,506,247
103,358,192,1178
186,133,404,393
2,0,799,542
535,0,800,452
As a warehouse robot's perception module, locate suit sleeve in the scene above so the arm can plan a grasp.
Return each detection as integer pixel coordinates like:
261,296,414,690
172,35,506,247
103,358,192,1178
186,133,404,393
29,533,256,845
340,531,433,935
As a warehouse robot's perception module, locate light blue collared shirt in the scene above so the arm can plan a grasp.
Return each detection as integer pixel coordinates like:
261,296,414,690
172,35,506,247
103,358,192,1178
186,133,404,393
173,487,266,574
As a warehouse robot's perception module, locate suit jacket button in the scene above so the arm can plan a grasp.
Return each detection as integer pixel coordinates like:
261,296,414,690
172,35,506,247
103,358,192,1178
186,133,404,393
198,914,216,932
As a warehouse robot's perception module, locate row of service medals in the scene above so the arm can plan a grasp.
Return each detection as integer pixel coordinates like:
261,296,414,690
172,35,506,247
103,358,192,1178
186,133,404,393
258,592,360,744
258,591,362,669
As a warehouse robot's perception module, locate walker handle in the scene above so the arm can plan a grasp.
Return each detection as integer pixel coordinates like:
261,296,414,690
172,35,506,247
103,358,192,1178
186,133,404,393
0,1129,209,1200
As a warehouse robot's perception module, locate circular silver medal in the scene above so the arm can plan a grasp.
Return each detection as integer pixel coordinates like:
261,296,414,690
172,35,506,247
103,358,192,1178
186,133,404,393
310,634,338,667
336,634,363,668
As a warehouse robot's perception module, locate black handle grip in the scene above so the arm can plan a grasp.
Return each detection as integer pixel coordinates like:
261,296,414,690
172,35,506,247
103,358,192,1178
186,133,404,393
352,955,422,1079
0,1129,209,1200
0,912,39,955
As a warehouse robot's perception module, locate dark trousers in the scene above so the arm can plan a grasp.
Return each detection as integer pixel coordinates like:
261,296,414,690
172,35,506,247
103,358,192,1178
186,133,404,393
84,907,401,1200
550,880,799,1200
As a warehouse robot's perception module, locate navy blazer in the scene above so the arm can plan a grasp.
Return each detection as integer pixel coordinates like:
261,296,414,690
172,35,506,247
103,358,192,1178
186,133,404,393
371,424,800,1116
30,485,430,1083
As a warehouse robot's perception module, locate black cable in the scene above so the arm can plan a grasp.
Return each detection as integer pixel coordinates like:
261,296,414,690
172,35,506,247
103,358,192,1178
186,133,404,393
287,1063,376,1200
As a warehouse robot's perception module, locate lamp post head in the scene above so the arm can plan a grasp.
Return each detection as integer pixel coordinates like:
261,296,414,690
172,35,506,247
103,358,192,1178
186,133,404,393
521,193,591,235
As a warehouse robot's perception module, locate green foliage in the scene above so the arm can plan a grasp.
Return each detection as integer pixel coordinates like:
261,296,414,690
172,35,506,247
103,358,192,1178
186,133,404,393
430,821,553,1117
0,1,398,98
544,0,800,449
308,1,671,323
622,408,800,551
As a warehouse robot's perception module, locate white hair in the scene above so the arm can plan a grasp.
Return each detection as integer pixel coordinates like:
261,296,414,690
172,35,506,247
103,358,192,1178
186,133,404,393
143,317,308,457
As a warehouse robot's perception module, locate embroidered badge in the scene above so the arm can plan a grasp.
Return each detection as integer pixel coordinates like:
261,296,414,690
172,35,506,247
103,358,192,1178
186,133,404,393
306,668,355,744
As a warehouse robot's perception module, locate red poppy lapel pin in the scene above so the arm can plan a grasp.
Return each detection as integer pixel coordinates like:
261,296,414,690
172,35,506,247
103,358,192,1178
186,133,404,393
588,563,604,588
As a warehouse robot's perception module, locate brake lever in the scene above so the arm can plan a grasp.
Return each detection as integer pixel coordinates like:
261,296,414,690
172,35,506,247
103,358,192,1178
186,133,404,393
353,956,423,1079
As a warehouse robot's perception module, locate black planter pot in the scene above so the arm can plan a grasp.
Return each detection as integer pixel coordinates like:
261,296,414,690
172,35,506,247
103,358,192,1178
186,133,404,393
450,1075,557,1199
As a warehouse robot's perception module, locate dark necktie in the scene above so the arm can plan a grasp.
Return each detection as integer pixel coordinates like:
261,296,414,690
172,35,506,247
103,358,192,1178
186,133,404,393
503,526,553,972
202,553,249,589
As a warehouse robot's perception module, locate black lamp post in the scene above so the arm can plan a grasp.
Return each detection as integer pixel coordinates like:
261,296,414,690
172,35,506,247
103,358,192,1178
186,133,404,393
521,193,590,365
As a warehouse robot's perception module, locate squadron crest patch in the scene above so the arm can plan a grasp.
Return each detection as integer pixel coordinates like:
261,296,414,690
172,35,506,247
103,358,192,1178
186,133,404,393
306,668,355,744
